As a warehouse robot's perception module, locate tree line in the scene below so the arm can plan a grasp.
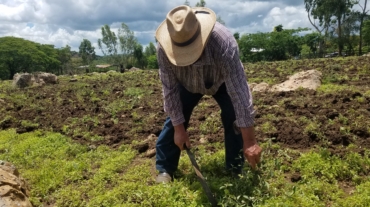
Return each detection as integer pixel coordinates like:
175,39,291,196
0,24,158,80
239,0,369,62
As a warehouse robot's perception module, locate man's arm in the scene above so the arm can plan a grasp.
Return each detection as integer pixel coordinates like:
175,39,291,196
157,46,190,150
217,32,262,169
157,47,185,126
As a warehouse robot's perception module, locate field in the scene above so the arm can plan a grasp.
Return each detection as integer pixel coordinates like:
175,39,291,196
0,56,370,206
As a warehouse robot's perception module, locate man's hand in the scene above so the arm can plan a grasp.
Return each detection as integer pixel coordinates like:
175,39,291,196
243,143,262,170
240,127,262,170
174,124,190,150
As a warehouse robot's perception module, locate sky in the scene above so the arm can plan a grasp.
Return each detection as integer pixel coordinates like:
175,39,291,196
0,0,316,55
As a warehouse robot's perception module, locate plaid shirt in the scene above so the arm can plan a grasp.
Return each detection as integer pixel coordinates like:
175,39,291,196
157,22,255,128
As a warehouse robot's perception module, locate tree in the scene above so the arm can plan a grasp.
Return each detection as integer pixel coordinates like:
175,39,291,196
341,11,361,55
118,23,137,67
57,45,72,75
98,23,137,69
331,0,357,56
79,39,95,65
0,37,52,79
303,32,324,55
98,25,119,65
304,0,356,56
273,24,284,32
358,0,368,55
233,32,240,41
147,55,158,69
37,44,61,74
195,0,206,7
133,43,145,68
238,27,308,62
216,16,226,25
363,19,370,49
184,0,190,6
144,42,156,57
304,0,338,56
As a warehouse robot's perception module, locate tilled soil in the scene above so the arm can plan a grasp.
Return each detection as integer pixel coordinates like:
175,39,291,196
1,57,369,156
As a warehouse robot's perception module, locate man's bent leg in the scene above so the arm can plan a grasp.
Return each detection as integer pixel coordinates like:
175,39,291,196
156,85,203,175
212,83,244,173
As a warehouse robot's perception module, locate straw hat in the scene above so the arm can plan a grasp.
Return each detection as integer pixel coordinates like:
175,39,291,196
156,5,216,66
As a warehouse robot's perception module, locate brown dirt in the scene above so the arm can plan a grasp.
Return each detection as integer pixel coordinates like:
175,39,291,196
0,57,370,157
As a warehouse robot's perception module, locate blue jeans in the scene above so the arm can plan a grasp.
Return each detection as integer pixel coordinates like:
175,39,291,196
156,83,244,174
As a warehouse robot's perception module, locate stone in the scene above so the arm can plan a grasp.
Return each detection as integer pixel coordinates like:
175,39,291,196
12,73,33,88
34,72,58,85
0,161,32,207
145,149,156,158
12,72,58,88
252,82,270,92
146,134,157,142
199,137,207,144
270,70,322,92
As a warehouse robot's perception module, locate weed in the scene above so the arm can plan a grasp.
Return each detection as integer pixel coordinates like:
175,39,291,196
20,120,39,129
260,122,277,134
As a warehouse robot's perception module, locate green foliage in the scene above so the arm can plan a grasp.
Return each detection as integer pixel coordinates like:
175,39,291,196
57,45,72,75
0,129,136,206
144,42,156,57
0,37,61,80
79,39,96,65
304,0,357,55
1,57,370,206
98,24,122,67
195,0,206,7
133,43,145,68
292,149,369,183
216,16,226,25
238,27,309,62
98,23,139,68
300,44,313,58
363,19,370,46
147,55,159,69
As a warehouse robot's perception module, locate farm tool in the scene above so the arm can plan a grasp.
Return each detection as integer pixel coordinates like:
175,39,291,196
184,145,218,207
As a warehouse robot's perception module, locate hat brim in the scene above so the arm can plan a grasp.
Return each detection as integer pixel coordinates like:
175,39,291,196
156,7,216,66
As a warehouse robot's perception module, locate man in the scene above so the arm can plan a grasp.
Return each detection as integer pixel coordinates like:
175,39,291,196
155,5,262,183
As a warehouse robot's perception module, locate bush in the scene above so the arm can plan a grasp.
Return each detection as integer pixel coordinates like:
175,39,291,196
147,55,158,69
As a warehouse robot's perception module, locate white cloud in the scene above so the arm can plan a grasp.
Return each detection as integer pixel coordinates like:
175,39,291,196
263,5,310,30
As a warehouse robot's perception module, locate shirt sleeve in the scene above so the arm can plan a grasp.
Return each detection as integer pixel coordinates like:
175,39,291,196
218,35,255,128
157,46,185,126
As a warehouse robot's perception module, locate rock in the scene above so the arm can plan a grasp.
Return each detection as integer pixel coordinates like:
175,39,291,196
34,72,58,85
132,142,149,153
12,73,33,88
270,70,322,92
252,82,270,92
69,78,78,82
146,134,157,142
199,137,207,144
249,83,257,90
0,161,32,207
12,72,58,88
145,149,156,158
